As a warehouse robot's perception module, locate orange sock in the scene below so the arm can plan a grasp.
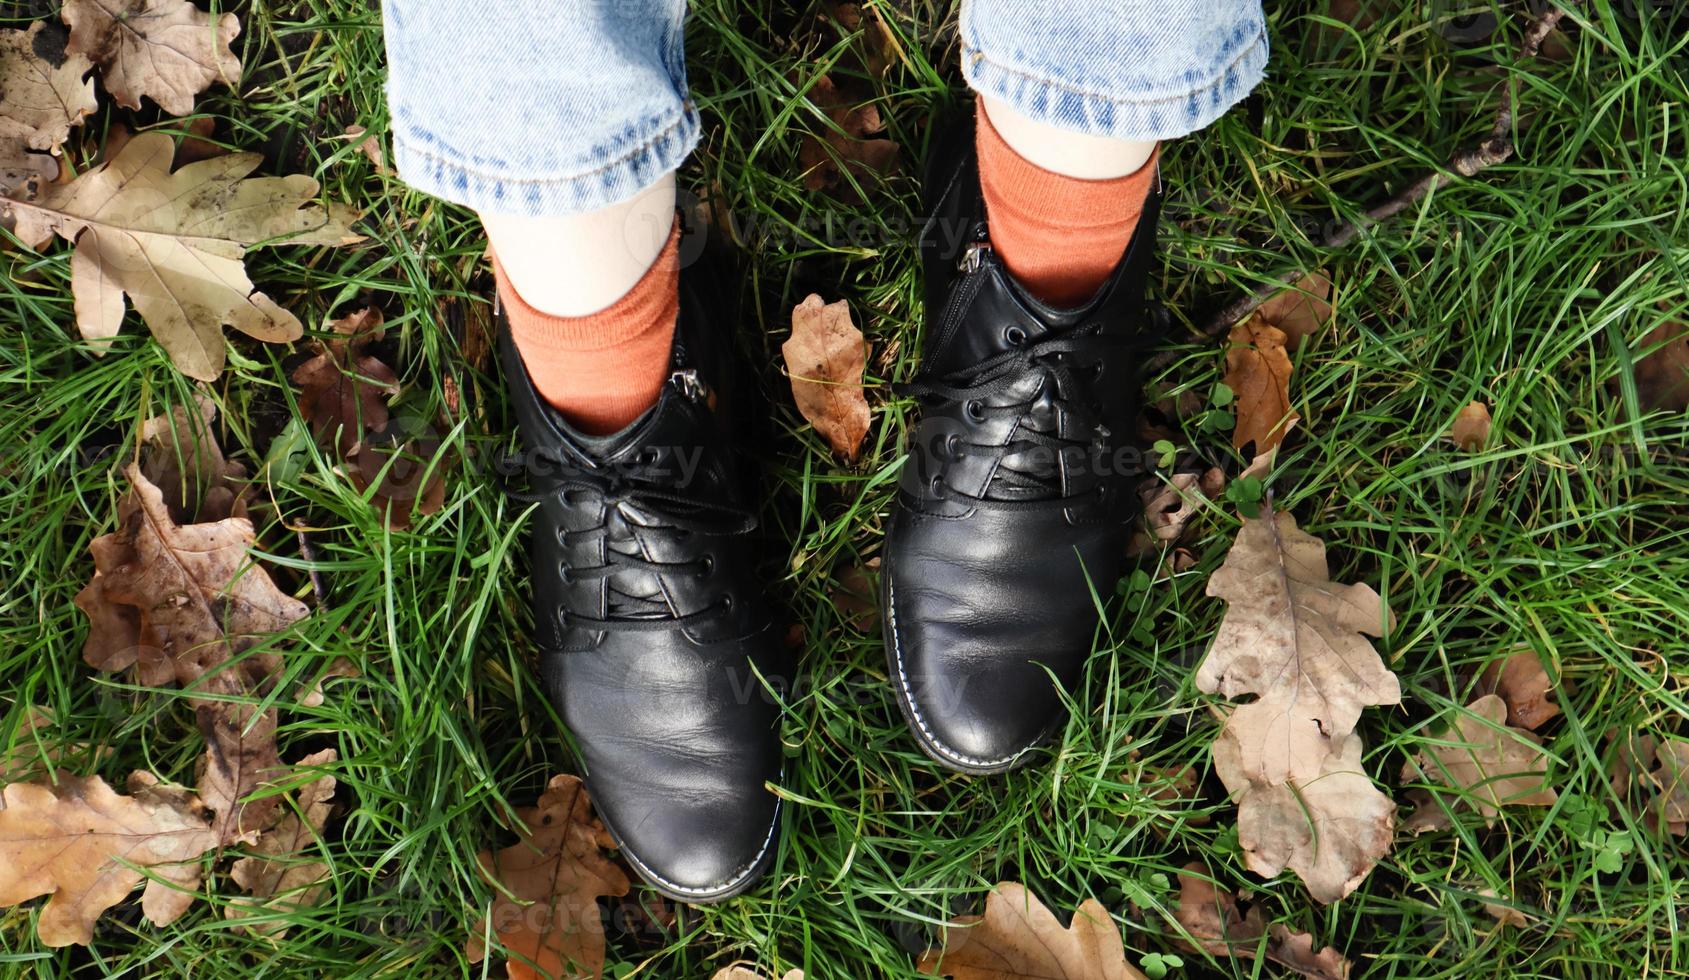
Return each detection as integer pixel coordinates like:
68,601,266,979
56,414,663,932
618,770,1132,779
975,103,1158,308
492,220,680,435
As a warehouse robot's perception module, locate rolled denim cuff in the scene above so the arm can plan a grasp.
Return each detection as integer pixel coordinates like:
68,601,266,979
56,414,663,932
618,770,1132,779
382,0,696,217
389,107,700,217
959,1,1268,142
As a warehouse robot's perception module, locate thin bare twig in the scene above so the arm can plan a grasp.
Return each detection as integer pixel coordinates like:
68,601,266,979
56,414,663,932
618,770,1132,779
1198,2,1574,336
296,528,329,609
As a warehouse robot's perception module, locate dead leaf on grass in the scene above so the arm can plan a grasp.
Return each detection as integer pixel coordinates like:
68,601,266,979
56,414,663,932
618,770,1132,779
798,75,900,198
711,969,805,980
291,306,399,456
0,23,98,153
0,139,58,204
1449,401,1492,451
1403,694,1558,824
62,0,241,115
1475,648,1559,731
0,771,221,946
1169,867,1355,978
1266,924,1353,979
1,706,110,781
1214,731,1395,905
1141,473,1202,544
226,748,338,937
76,463,304,695
299,657,362,708
468,774,632,980
1633,321,1689,413
343,124,386,173
74,464,307,840
1478,888,1529,929
1608,732,1689,835
1171,863,1261,958
784,294,870,461
1198,508,1399,785
831,556,880,632
1,132,362,381
819,0,899,78
918,881,1149,979
1224,314,1299,455
139,393,250,523
1258,271,1334,349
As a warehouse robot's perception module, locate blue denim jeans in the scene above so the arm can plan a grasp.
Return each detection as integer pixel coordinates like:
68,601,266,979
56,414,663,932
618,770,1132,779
381,0,1266,218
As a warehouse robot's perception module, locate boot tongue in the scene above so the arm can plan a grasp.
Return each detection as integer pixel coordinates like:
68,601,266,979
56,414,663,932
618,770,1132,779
991,382,1065,500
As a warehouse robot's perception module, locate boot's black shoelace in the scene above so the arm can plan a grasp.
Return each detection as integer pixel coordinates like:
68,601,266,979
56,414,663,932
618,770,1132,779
896,329,1124,511
505,455,757,632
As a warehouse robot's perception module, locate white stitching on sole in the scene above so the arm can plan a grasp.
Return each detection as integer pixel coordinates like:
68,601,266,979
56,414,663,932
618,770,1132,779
886,572,1022,770
618,798,781,899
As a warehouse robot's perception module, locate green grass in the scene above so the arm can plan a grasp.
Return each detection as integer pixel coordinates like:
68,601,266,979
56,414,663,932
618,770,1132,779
2,0,1688,977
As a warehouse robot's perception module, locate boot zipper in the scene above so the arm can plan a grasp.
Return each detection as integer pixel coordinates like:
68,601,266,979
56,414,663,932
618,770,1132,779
927,227,992,351
671,368,710,402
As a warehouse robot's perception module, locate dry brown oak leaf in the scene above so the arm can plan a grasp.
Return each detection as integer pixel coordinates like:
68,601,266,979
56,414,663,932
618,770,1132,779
0,706,109,782
1403,693,1557,824
1,131,362,381
1197,508,1399,784
1223,314,1299,455
0,771,220,947
468,774,632,980
1613,734,1689,835
1171,863,1353,979
62,0,240,115
918,882,1150,980
0,138,59,201
1257,271,1334,349
1476,648,1560,731
798,74,899,197
141,393,251,523
77,399,253,690
0,23,98,153
291,306,399,456
74,464,308,841
784,294,871,461
226,748,337,937
1645,740,1689,834
1214,731,1395,905
1634,321,1689,413
1449,401,1492,451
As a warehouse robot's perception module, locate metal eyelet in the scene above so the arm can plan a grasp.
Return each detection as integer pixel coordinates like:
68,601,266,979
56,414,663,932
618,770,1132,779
558,562,573,585
696,555,715,578
944,433,963,458
721,593,736,613
1004,325,1028,347
964,400,985,422
636,448,660,466
929,476,946,498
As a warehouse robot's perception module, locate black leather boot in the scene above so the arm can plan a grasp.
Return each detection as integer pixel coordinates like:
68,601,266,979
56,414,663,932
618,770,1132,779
496,278,785,901
881,108,1162,774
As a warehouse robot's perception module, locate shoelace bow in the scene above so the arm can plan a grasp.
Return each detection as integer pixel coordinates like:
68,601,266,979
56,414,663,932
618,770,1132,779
896,329,1125,511
505,455,756,632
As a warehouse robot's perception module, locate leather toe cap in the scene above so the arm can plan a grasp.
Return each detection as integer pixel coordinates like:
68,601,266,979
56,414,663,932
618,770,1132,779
884,567,1067,772
599,785,781,901
882,509,1123,774
546,632,786,902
